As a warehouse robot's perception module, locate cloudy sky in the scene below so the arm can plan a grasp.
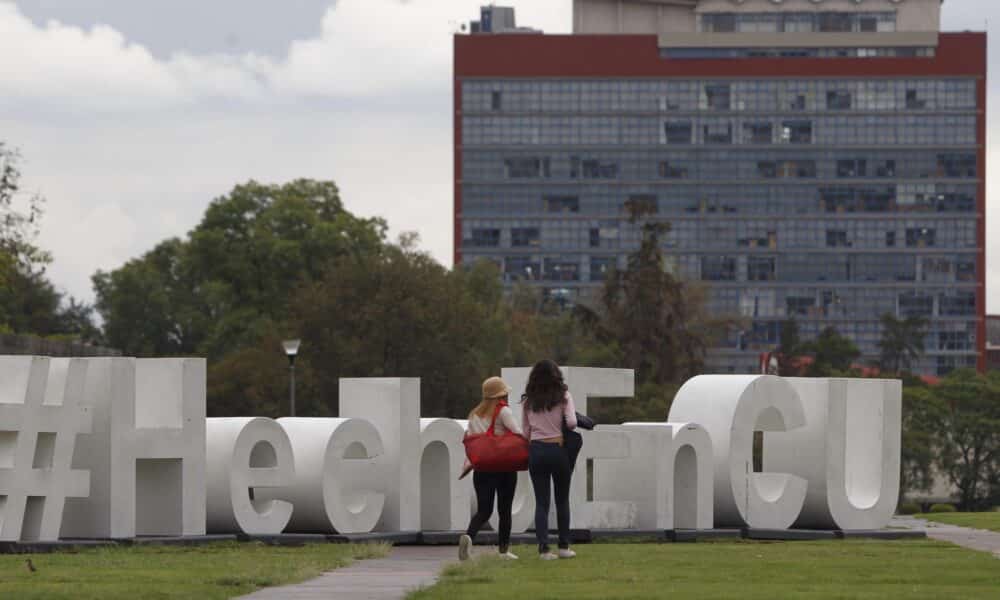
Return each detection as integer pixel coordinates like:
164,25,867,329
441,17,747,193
1,0,997,310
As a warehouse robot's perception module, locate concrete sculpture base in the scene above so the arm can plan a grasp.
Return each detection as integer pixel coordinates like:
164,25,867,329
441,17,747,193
0,528,925,554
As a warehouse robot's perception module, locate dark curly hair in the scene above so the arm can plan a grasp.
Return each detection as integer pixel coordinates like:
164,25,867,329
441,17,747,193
522,359,568,413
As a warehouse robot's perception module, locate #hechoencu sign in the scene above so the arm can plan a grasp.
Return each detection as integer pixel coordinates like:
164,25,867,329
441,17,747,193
0,357,901,542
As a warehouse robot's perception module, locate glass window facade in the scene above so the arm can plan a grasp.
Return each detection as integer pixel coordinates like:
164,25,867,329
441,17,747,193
459,77,981,376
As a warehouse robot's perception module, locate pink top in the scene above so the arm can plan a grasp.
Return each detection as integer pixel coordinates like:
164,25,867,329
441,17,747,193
521,392,577,441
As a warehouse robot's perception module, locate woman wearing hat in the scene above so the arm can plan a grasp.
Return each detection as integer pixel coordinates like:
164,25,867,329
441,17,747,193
458,376,524,561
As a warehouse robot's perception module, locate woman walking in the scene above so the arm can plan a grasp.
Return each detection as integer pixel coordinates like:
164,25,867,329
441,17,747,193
522,360,577,560
459,376,523,561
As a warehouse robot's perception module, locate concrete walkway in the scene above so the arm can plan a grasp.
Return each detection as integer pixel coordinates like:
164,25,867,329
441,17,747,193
892,515,1000,559
239,545,456,600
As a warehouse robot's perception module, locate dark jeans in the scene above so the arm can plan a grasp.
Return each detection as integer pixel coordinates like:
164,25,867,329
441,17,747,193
529,441,572,553
466,471,517,552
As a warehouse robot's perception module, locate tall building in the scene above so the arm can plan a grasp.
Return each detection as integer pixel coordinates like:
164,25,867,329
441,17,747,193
454,0,985,376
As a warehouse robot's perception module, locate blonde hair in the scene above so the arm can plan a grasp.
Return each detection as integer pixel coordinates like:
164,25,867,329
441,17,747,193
469,395,505,420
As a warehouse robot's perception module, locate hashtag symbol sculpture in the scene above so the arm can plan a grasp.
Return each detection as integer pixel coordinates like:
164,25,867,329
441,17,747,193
0,357,92,542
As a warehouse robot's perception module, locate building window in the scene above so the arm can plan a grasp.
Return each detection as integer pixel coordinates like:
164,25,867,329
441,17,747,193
544,258,580,282
826,230,850,248
899,293,934,318
837,159,867,178
658,161,688,179
786,296,815,317
743,122,773,144
702,256,737,281
468,228,500,247
703,13,736,33
789,94,807,111
757,161,778,179
818,13,852,33
859,15,878,33
704,122,733,144
747,257,776,281
781,120,812,144
704,84,731,111
511,228,540,247
504,256,541,281
491,90,502,111
937,154,976,177
624,195,658,217
886,231,896,247
590,257,617,282
504,157,549,179
940,292,975,316
906,228,936,248
874,160,896,178
664,121,693,144
826,90,852,110
905,89,927,110
581,159,619,180
545,196,579,213
939,332,972,352
956,258,976,282
780,160,816,178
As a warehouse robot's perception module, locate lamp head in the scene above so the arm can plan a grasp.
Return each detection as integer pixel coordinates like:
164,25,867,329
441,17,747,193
282,339,301,364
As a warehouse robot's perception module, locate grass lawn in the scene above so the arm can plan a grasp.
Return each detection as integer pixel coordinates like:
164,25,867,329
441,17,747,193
409,540,1000,600
0,541,388,599
920,512,1000,532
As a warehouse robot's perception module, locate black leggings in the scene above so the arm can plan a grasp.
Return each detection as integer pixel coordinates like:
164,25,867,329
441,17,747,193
466,471,517,552
528,441,572,553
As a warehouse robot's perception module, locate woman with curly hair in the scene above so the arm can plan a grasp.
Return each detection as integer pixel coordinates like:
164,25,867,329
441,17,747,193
521,359,578,560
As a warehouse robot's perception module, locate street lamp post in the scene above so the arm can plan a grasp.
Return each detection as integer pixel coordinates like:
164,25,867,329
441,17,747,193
282,339,301,417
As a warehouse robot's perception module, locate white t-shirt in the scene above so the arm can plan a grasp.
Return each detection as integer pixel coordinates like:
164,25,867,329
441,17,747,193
467,406,523,437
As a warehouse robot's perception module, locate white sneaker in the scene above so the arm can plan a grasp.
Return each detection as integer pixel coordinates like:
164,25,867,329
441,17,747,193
539,552,558,561
499,551,519,560
558,548,577,559
458,534,472,561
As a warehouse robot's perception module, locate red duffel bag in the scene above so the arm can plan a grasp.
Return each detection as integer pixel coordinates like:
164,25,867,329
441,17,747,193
463,402,529,472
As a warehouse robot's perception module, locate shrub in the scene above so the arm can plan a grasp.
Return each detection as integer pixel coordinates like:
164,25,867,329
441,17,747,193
897,502,922,515
929,503,957,513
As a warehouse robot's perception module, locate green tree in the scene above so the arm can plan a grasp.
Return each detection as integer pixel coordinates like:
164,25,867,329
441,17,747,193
0,143,97,341
802,326,861,376
933,369,1000,511
93,179,387,359
776,318,804,376
900,379,941,501
576,217,737,421
877,313,928,375
283,240,500,417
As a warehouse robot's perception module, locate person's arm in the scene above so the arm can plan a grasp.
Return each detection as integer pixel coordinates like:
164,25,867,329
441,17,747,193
563,392,578,430
522,404,531,440
501,406,524,437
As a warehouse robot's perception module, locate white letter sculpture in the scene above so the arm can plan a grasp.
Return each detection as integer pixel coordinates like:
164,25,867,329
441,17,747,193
669,375,807,529
61,358,206,539
206,417,295,535
595,423,714,530
340,379,420,533
419,418,472,531
0,357,91,542
768,378,902,530
269,418,385,534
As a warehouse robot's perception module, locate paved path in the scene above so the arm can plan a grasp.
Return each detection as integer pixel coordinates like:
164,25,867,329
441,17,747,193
892,515,1000,559
240,546,456,600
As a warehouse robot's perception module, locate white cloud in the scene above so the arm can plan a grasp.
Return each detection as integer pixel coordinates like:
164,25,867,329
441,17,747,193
0,0,573,303
2,0,997,318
